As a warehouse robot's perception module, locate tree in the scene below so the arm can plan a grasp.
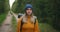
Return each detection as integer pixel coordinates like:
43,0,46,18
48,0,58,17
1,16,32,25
0,0,10,14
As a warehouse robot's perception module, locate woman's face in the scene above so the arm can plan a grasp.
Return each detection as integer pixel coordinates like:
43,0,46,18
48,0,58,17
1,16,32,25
26,8,32,15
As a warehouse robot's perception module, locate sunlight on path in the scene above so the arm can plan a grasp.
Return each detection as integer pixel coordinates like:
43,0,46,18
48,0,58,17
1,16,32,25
9,0,15,8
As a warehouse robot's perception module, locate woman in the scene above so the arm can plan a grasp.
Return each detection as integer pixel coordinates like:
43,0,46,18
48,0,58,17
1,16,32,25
17,4,40,32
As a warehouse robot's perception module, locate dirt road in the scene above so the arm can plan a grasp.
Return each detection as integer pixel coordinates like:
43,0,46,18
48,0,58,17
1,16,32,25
0,12,12,32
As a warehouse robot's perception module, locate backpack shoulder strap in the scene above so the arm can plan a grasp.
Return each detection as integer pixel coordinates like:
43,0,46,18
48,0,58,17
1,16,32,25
20,19,23,31
20,15,25,31
33,16,37,24
33,16,37,28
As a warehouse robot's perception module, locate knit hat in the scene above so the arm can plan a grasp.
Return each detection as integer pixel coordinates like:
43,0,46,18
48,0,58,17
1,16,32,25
25,4,33,10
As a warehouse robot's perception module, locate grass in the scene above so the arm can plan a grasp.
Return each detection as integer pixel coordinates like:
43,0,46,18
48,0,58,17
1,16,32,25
12,16,17,32
0,13,7,26
39,23,59,32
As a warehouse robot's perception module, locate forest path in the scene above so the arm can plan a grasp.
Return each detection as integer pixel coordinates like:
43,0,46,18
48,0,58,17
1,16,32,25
0,11,12,32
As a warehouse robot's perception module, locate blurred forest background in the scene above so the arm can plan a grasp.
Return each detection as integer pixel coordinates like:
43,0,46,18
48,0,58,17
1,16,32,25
0,0,60,32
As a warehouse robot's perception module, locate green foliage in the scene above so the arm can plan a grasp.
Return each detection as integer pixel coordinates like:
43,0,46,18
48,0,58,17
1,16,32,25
4,0,10,12
0,0,10,14
39,23,59,32
0,0,5,13
0,0,9,26
0,14,7,26
12,16,17,32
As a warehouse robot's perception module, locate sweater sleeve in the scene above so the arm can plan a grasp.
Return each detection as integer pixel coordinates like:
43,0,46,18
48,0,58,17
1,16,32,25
17,18,22,32
34,19,40,32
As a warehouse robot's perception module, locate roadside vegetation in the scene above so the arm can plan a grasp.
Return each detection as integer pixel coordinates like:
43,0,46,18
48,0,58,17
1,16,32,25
0,14,7,26
0,0,10,26
12,16,17,32
39,23,59,32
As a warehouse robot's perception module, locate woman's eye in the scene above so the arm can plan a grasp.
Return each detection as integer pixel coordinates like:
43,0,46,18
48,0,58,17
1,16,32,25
27,9,29,10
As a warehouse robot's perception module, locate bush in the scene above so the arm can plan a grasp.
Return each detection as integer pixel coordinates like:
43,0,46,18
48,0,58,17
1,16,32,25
12,16,17,32
0,14,7,26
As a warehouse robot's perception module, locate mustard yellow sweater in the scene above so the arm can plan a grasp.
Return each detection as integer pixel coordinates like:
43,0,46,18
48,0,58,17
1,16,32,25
17,16,40,32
